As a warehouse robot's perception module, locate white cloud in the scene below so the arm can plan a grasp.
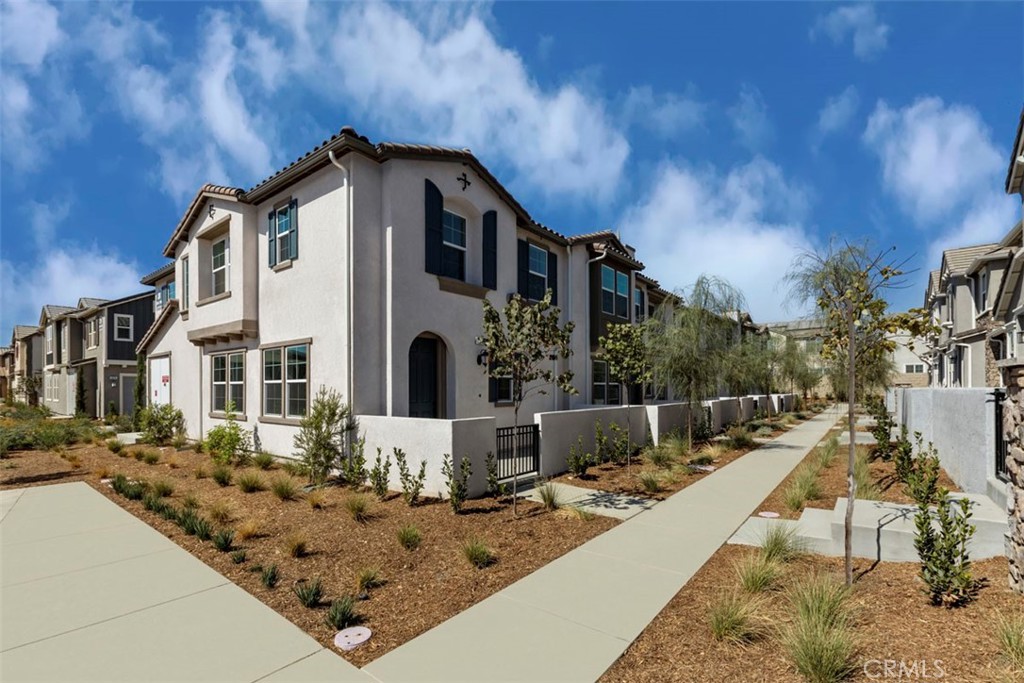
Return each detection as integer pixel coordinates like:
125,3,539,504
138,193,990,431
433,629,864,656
811,4,890,61
1,0,65,69
621,85,706,138
621,158,814,321
816,86,859,139
26,199,71,251
325,3,629,198
863,97,1004,224
728,84,774,151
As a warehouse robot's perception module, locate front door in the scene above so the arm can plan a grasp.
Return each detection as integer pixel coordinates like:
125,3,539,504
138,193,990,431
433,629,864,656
120,375,137,417
409,336,438,418
150,356,170,406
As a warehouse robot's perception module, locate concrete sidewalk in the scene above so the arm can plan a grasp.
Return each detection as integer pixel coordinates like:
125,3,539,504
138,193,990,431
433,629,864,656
0,482,373,683
365,407,843,682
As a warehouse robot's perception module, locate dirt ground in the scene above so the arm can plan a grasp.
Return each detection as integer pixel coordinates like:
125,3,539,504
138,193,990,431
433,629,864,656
0,443,617,665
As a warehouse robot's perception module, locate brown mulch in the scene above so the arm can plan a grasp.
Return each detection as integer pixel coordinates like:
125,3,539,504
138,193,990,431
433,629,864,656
757,440,961,520
0,442,617,666
601,544,1022,683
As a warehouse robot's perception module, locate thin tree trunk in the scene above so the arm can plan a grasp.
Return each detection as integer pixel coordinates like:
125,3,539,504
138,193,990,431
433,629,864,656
845,312,857,587
625,388,631,474
511,406,519,517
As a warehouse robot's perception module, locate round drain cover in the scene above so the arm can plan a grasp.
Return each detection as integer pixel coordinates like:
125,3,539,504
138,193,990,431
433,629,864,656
758,511,780,518
334,626,371,651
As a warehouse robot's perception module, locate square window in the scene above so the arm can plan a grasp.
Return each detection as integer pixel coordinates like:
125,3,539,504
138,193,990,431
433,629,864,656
114,314,133,342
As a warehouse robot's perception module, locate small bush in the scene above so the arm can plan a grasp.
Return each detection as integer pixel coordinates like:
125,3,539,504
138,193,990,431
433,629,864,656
708,591,765,644
441,453,472,514
285,532,308,558
853,453,880,501
235,518,262,541
325,596,362,630
906,437,941,506
726,426,755,450
356,567,384,592
178,509,213,541
638,470,662,493
755,426,774,438
736,553,782,593
783,464,821,511
914,492,978,607
212,529,235,552
394,448,426,505
644,444,675,469
566,436,594,477
236,472,265,493
194,465,208,479
205,409,252,465
260,564,279,588
138,404,186,446
760,525,806,564
293,577,324,607
462,537,495,568
253,452,275,470
150,479,174,498
142,492,172,516
112,474,146,500
171,433,188,451
293,386,355,485
397,524,422,551
893,426,914,483
535,481,561,511
485,450,506,498
106,438,124,454
207,499,234,524
211,464,233,487
230,550,247,564
699,442,728,460
815,443,838,470
369,447,392,500
996,611,1024,672
787,573,852,631
562,505,596,522
305,489,327,510
781,618,858,683
281,459,310,478
688,453,715,466
181,492,201,510
341,437,367,488
343,494,372,523
142,448,161,464
157,503,180,523
270,476,299,501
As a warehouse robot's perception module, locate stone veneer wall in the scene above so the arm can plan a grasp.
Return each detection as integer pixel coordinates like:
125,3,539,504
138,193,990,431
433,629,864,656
1002,363,1024,593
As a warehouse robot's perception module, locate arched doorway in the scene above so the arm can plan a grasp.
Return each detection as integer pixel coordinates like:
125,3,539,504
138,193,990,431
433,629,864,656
409,334,447,418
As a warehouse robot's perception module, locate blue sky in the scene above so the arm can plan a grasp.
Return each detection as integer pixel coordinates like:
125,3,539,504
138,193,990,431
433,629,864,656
2,1,1021,334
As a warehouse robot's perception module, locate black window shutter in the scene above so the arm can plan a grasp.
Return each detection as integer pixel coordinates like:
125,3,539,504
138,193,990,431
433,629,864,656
424,179,443,275
482,210,497,290
547,251,558,305
268,211,276,267
517,239,529,297
289,199,298,260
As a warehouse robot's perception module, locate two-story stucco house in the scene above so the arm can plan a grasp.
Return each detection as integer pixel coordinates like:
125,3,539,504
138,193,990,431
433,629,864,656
137,127,676,457
10,326,42,405
0,346,13,402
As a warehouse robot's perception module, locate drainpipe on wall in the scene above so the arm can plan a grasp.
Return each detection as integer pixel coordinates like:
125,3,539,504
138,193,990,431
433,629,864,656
329,150,356,412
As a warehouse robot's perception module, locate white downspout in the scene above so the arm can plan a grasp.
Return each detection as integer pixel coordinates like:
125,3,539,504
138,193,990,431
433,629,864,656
329,150,356,411
585,249,610,405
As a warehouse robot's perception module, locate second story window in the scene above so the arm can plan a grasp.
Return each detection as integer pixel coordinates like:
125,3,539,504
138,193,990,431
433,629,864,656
441,210,466,281
87,319,99,349
977,271,989,312
601,265,629,318
45,325,53,355
212,238,229,296
181,257,190,311
528,244,548,301
114,314,134,342
268,199,298,268
634,287,645,322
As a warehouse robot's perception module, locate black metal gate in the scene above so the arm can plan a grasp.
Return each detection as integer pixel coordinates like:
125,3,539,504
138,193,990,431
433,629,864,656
994,388,1009,482
495,424,540,480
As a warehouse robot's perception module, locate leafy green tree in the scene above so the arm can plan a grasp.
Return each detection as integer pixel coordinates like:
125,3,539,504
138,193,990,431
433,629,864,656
293,386,356,485
786,240,935,585
478,290,576,515
598,323,653,472
645,275,746,447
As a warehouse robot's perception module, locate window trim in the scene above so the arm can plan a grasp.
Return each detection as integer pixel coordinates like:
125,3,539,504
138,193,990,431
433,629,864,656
211,237,229,297
527,242,549,301
113,314,134,342
440,209,467,282
275,203,293,262
45,325,53,354
259,341,310,422
592,358,622,406
210,349,246,417
87,318,99,349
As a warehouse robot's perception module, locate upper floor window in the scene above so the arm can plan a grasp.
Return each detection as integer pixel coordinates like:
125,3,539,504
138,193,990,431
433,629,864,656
45,325,53,354
181,257,190,311
212,351,245,414
87,319,99,349
441,210,466,281
976,271,989,312
634,287,645,322
269,200,299,267
114,314,134,342
601,265,629,318
156,281,176,310
527,243,548,301
212,238,229,296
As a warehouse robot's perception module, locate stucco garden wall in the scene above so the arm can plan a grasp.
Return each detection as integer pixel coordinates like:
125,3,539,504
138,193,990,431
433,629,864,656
535,405,647,477
645,402,691,444
718,398,738,427
738,396,754,422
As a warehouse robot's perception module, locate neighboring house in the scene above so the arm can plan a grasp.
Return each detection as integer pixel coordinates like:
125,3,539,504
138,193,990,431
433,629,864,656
10,326,42,405
136,127,682,458
67,293,156,418
39,304,79,415
766,319,829,396
889,331,929,388
0,346,13,401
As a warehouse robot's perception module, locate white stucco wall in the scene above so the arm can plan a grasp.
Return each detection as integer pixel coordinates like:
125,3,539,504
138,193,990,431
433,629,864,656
144,307,202,440
645,402,691,443
535,405,647,476
739,396,754,422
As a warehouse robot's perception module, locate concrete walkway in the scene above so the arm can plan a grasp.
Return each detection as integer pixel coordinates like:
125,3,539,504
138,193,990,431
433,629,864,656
0,482,373,683
518,481,656,520
364,407,843,682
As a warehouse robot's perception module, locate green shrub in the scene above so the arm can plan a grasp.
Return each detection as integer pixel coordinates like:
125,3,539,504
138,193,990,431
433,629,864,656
106,438,124,454
726,425,755,450
535,481,560,511
325,596,362,630
292,386,355,485
566,436,594,477
760,525,806,564
996,611,1024,672
853,453,880,501
660,432,689,460
112,474,145,500
638,470,662,493
150,479,174,497
341,437,367,487
594,419,609,462
141,449,160,465
906,436,941,506
211,464,233,487
394,448,426,505
893,426,914,484
442,453,472,513
157,503,180,523
788,573,852,631
397,524,422,551
914,491,978,607
462,537,495,568
708,591,765,644
205,409,252,465
607,422,631,465
142,492,170,515
736,554,782,593
688,453,715,466
755,426,773,438
356,567,384,592
643,444,675,469
138,404,186,446
253,452,275,470
230,550,247,564
343,494,372,523
815,442,837,469
784,464,821,511
285,532,308,558
171,433,189,450
181,493,201,510
484,450,506,498
178,509,213,540
292,577,323,607
369,447,392,500
236,472,265,493
281,459,310,478
207,499,234,524
261,564,279,588
212,529,235,552
782,617,858,683
269,476,299,501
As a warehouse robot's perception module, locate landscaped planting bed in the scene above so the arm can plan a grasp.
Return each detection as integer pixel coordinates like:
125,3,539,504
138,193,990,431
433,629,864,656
0,441,617,665
600,544,1021,682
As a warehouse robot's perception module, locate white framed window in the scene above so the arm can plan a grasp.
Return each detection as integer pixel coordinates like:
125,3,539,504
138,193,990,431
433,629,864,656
45,325,53,354
441,210,466,281
212,238,229,296
212,351,245,414
181,257,190,310
114,314,134,342
87,319,99,349
262,343,309,418
276,204,294,262
904,364,925,374
527,243,548,301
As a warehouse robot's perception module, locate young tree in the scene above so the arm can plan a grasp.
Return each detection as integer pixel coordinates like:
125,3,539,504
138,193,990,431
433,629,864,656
74,369,87,416
133,353,147,428
645,275,746,447
786,241,934,585
293,386,356,485
598,323,653,472
478,290,576,515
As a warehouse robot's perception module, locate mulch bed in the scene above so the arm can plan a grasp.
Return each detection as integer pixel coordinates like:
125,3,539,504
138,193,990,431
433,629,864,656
0,442,617,666
601,544,1022,682
757,438,960,520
